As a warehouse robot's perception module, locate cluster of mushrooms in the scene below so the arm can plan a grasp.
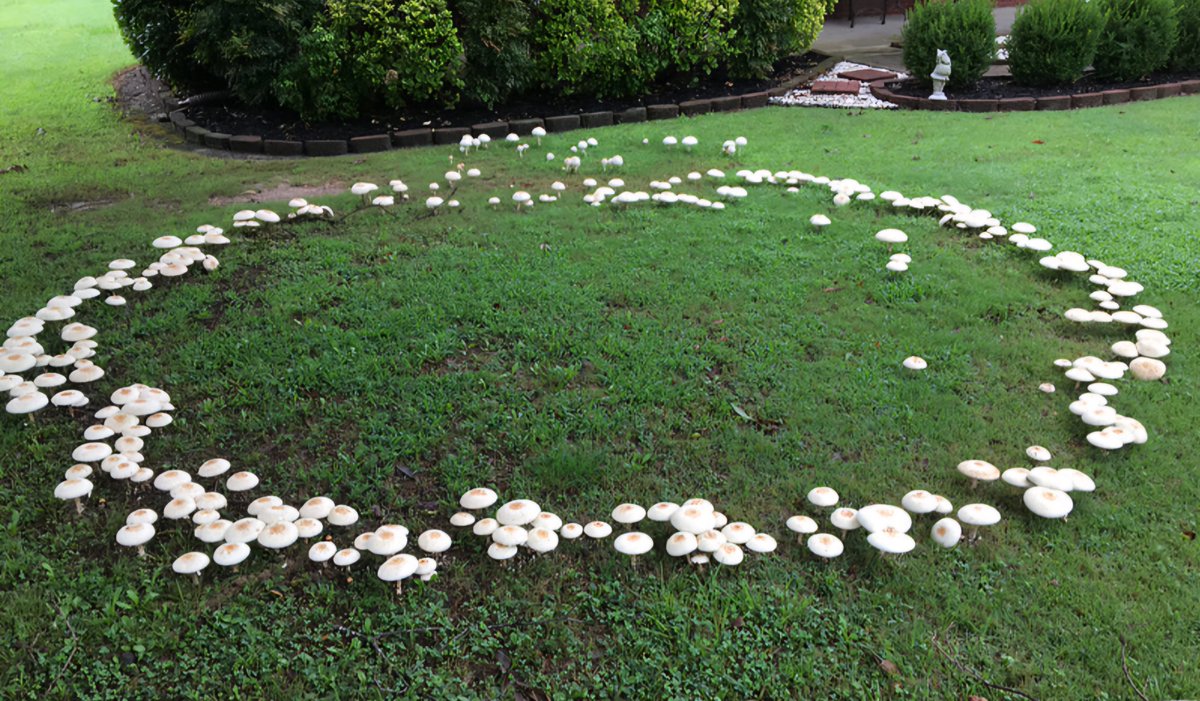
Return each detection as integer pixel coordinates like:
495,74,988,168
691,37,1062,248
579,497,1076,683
5,128,1169,590
450,488,778,569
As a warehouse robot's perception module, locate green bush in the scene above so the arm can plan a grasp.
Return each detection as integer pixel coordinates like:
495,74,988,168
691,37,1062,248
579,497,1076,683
637,0,740,80
273,26,360,121
110,0,218,91
902,0,997,90
532,0,648,97
328,0,463,110
727,0,833,77
1169,0,1200,69
1007,0,1104,85
455,0,535,108
1093,0,1178,79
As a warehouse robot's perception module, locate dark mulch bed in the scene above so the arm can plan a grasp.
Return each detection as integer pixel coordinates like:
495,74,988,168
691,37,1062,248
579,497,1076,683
890,70,1200,100
183,53,824,141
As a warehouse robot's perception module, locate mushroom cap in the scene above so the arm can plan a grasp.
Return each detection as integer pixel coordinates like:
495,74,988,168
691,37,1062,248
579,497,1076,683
333,548,362,567
71,442,113,463
224,518,266,543
309,541,337,562
786,515,818,534
116,522,155,547
806,487,839,507
611,503,647,524
1025,445,1052,462
247,495,283,515
957,459,1000,482
449,511,476,527
1055,468,1096,493
900,490,938,514
368,525,409,555
696,529,727,552
933,495,954,514
902,356,927,370
257,521,299,549
874,228,908,244
526,527,560,553
492,525,528,547
327,505,359,526
807,533,843,558
1028,466,1074,492
721,522,756,544
529,511,563,531
956,503,1001,527
583,521,613,539
855,504,913,533
559,523,584,539
377,554,419,582
931,518,962,548
198,458,232,478
295,518,323,538
1023,486,1073,518
299,496,335,520
830,508,861,531
681,498,715,511
495,499,540,526
1086,430,1126,450
487,542,518,561
194,520,232,543
417,529,452,553
662,532,696,557
1001,467,1032,488
713,543,745,566
355,532,376,551
172,552,210,574
745,533,778,553
54,478,93,500
867,529,916,554
472,517,500,536
226,471,260,492
350,182,379,196
213,542,252,567
809,214,831,227
614,532,652,556
669,506,717,534
1128,357,1166,381
163,497,197,520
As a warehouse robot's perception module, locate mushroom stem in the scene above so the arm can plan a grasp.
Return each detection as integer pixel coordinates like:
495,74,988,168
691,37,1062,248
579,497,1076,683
137,544,146,558
395,581,403,597
74,498,84,515
970,479,978,490
969,526,979,543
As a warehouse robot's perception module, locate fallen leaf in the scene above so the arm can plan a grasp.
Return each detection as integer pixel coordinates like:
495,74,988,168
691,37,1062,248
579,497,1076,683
1032,139,1044,145
731,403,753,421
878,659,900,675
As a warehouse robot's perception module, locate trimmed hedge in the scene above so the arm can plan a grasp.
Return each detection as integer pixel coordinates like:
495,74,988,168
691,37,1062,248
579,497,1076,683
1093,0,1179,80
113,0,832,119
902,0,997,90
1007,0,1104,86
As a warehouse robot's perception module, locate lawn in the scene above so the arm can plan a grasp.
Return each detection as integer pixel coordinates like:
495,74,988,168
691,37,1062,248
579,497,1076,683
2,1,1199,699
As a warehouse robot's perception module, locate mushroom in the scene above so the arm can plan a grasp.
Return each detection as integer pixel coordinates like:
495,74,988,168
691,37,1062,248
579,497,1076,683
809,214,831,228
712,542,744,567
646,502,679,522
54,478,93,514
559,523,584,540
377,554,419,595
332,548,361,568
492,525,528,548
930,518,962,548
472,518,500,537
116,522,155,556
866,528,916,556
417,529,452,554
327,505,359,527
1025,445,1052,462
611,503,647,528
449,511,476,528
1023,486,1073,520
368,525,409,555
957,460,1000,489
195,520,233,543
1027,467,1074,492
172,552,210,580
213,542,251,569
257,521,299,550
829,508,860,538
902,356,927,371
487,543,518,562
745,533,777,554
526,527,559,554
496,499,540,526
669,506,716,535
956,504,1001,542
807,533,844,560
785,515,818,543
309,541,337,564
856,504,913,534
806,487,839,508
720,522,756,545
900,490,937,514
583,521,613,539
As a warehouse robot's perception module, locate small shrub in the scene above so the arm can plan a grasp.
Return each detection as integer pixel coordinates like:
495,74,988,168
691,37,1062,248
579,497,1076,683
1169,0,1200,69
637,0,740,80
532,0,648,97
727,0,833,78
1093,0,1179,80
454,0,535,107
327,0,464,110
1007,0,1104,85
902,0,997,89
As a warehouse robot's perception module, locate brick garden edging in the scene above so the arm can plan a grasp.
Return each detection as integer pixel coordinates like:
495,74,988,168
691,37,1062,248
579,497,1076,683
166,55,841,158
867,78,1200,112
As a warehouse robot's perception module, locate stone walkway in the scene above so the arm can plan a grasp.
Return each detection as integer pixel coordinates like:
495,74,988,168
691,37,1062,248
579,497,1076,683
813,7,1018,72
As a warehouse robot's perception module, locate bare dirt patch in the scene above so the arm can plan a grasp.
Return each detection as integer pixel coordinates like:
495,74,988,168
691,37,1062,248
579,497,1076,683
112,65,169,121
208,182,347,206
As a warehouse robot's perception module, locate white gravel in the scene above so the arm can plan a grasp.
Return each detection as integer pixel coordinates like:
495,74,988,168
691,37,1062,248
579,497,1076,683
771,61,908,110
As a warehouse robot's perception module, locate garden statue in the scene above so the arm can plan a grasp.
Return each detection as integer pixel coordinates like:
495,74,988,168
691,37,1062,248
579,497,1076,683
929,49,951,100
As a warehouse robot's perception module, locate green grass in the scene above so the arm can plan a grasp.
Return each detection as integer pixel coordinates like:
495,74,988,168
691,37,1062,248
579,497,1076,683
2,1,1199,699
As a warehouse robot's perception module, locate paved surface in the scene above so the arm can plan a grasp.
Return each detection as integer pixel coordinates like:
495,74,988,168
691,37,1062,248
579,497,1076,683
813,7,1017,72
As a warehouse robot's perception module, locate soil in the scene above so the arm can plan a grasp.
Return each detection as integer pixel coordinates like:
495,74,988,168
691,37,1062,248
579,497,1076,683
207,182,348,206
182,53,825,141
890,70,1200,100
112,66,171,121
